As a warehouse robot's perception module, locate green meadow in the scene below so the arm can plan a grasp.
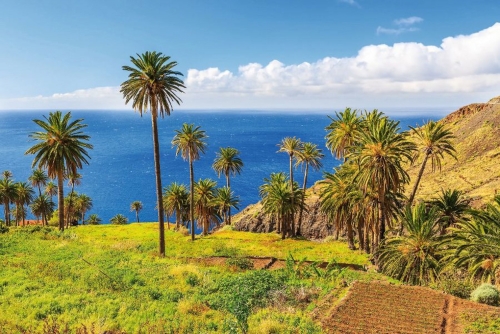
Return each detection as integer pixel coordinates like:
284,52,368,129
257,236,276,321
0,224,387,333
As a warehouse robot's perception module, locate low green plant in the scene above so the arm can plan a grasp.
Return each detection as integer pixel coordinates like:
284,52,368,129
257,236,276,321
470,283,499,306
226,257,254,270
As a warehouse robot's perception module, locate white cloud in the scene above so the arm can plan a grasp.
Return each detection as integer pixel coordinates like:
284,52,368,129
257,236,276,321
2,23,500,111
377,16,423,35
394,16,423,26
338,0,360,7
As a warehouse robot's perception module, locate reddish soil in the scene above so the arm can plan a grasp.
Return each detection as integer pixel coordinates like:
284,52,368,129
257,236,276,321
319,281,500,334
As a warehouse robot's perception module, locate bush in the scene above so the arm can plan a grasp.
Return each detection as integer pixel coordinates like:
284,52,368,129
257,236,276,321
226,257,254,270
0,225,9,234
110,214,128,225
176,225,189,236
470,283,499,306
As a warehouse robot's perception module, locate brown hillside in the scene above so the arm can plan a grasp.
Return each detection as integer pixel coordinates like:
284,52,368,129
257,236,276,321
234,96,500,237
317,281,500,334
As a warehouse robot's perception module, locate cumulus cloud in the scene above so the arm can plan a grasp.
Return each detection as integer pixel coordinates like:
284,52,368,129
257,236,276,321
2,23,500,111
377,16,423,35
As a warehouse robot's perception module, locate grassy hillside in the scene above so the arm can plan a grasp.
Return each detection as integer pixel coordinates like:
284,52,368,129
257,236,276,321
0,224,382,333
1,224,498,333
407,98,500,206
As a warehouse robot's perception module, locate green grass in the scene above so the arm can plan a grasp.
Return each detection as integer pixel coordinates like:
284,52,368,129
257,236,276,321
0,224,379,333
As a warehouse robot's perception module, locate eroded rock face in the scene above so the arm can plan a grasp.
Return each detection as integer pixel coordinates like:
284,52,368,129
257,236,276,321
233,200,335,239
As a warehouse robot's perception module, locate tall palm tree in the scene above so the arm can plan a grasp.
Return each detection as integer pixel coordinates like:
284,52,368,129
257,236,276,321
278,137,303,237
76,194,93,225
430,189,469,235
15,182,34,226
295,142,324,234
320,167,358,250
121,51,185,256
29,169,49,224
408,120,456,204
25,111,93,231
0,178,17,226
377,203,442,285
351,117,415,246
130,201,143,223
325,108,362,160
172,123,208,241
212,147,243,225
194,178,220,235
214,186,240,226
66,172,81,228
45,181,57,203
163,182,189,229
259,172,288,234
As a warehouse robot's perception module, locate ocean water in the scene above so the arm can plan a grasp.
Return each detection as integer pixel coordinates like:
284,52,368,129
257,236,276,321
0,110,438,224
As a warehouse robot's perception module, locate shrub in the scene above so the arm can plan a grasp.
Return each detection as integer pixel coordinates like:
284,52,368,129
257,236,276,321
176,225,189,236
470,283,499,306
226,257,254,270
110,214,128,225
0,225,9,234
213,242,239,257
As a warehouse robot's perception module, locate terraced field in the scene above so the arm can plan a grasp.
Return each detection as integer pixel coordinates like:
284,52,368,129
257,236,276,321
321,281,500,334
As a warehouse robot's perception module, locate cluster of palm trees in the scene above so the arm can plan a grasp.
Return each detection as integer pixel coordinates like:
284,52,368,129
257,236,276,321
0,169,95,228
319,108,455,253
379,191,500,286
164,135,242,240
260,138,324,239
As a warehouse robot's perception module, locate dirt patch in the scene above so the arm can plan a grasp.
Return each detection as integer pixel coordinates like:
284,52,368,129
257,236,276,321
318,281,500,334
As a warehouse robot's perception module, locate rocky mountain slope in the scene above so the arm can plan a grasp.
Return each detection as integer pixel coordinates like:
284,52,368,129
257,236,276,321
233,96,500,238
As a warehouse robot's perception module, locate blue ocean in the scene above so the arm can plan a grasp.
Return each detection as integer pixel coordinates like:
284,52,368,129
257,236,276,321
0,110,440,224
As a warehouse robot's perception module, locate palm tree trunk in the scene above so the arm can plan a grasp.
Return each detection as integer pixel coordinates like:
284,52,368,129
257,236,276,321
408,153,429,205
297,163,309,236
4,200,10,226
57,170,64,231
281,212,286,240
189,156,195,241
136,210,139,223
226,172,232,225
289,155,295,237
67,184,75,228
346,216,355,250
175,208,180,229
363,219,370,254
357,217,364,251
151,114,165,256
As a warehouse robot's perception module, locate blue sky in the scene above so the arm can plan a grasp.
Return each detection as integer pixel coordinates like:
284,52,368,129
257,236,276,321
1,0,499,112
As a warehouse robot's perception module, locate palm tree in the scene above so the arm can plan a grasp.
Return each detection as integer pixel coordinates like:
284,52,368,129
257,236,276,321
14,182,34,226
121,51,185,256
430,189,469,235
64,192,79,226
260,172,304,239
163,182,189,229
66,172,81,228
194,178,220,235
448,195,500,285
76,194,93,225
351,117,415,246
0,177,17,226
29,169,49,224
320,167,357,250
212,147,243,225
110,214,128,225
172,123,208,241
214,186,240,226
325,108,362,160
408,120,456,204
130,201,143,223
30,194,55,226
25,111,93,231
45,181,57,203
2,171,12,180
295,142,324,234
86,213,102,225
278,137,303,237
377,203,442,285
